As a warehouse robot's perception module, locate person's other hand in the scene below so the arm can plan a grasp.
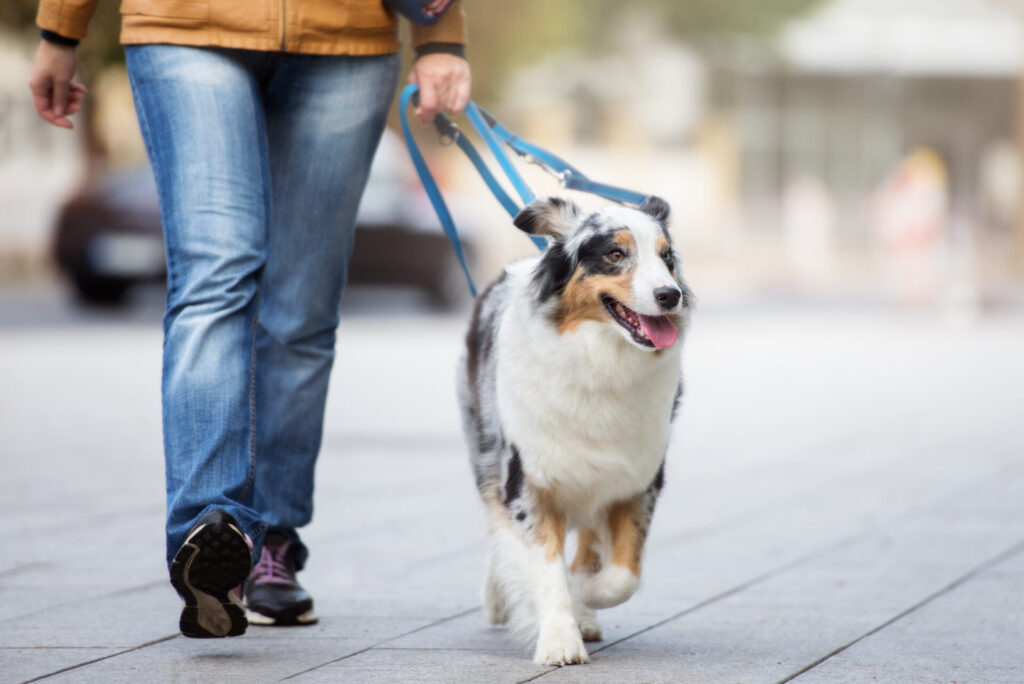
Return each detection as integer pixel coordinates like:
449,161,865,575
408,52,471,124
29,40,86,130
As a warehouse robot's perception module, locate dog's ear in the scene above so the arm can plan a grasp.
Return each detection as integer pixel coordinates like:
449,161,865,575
639,195,671,228
514,197,581,240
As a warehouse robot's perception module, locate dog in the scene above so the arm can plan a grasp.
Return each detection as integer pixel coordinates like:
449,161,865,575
457,194,692,665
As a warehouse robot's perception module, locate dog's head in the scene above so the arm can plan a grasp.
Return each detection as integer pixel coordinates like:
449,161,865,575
514,195,691,351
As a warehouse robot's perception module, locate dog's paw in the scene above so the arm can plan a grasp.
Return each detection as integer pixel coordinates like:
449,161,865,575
573,601,603,642
580,565,639,610
577,616,603,642
534,622,589,666
482,573,509,624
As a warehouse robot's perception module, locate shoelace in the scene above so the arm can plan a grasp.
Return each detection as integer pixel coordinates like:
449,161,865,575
251,540,294,586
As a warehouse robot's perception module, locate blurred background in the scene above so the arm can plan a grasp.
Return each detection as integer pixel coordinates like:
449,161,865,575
3,0,1024,312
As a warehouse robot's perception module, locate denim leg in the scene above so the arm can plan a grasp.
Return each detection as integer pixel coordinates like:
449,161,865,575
126,45,272,566
252,52,401,549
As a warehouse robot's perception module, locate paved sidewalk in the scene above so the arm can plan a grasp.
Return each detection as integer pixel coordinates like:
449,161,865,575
2,302,1023,683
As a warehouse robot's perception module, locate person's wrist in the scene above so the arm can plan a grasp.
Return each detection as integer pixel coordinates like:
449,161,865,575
40,29,79,48
414,42,466,60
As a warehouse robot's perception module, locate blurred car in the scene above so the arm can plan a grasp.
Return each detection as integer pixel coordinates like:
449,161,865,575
53,130,473,307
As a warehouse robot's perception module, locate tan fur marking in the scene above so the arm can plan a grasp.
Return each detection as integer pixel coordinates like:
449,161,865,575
614,231,636,250
570,528,601,575
557,271,634,334
532,487,567,562
656,235,670,254
607,500,643,574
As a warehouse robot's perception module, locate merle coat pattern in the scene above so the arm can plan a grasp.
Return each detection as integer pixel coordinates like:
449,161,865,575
458,196,692,666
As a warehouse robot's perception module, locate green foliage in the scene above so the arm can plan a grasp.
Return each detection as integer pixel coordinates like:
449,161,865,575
468,0,825,101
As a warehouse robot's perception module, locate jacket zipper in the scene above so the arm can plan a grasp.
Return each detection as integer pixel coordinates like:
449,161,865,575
280,0,287,50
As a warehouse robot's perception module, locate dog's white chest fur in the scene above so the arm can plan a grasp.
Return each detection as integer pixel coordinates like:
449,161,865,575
494,266,681,522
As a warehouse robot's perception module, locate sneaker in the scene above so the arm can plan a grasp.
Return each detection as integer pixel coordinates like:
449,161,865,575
169,509,252,638
245,532,318,626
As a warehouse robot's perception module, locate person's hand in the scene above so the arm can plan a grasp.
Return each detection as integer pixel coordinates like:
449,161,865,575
407,52,471,124
28,40,86,130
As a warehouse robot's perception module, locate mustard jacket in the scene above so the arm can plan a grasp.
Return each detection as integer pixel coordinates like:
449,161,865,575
37,0,467,56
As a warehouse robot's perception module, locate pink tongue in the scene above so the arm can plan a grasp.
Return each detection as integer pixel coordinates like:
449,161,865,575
638,314,679,349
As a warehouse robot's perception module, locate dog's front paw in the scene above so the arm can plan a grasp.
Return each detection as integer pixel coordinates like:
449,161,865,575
534,622,589,666
580,565,639,609
577,614,602,642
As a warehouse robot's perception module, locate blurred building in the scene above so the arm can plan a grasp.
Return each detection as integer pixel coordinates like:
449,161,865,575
488,0,1024,302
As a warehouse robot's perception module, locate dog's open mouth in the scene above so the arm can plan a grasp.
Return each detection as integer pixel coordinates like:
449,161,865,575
602,296,679,349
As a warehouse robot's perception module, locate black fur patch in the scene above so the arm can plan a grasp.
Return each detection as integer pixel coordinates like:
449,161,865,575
651,461,666,492
503,446,524,506
531,241,575,303
640,196,671,236
577,231,631,277
671,381,683,420
514,197,580,238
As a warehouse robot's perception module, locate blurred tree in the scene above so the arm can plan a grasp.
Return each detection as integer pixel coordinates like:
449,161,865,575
468,0,824,101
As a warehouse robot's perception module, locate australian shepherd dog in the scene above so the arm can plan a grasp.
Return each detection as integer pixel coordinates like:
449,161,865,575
457,195,692,665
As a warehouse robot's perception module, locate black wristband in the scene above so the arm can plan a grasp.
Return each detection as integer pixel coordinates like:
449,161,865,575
414,42,466,60
40,29,80,47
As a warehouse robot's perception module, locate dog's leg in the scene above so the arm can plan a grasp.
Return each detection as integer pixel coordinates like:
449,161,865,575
577,463,663,610
569,527,603,642
527,486,589,666
482,554,509,625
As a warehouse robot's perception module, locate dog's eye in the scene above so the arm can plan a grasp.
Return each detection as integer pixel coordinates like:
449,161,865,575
607,249,625,262
661,251,675,270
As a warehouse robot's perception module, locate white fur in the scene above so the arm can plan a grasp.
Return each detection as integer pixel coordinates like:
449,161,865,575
496,260,681,523
460,199,689,666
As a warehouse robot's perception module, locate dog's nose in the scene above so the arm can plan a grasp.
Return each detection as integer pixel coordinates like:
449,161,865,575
654,286,681,310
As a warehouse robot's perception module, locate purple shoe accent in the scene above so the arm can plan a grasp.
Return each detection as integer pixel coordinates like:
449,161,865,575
251,539,295,586
245,533,317,626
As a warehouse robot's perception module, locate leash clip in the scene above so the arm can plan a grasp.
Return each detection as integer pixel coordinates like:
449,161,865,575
432,113,461,148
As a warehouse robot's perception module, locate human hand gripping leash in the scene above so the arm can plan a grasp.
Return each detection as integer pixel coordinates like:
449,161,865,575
399,83,654,298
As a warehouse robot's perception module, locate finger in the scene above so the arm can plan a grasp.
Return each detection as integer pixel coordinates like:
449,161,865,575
39,109,73,129
417,79,439,123
53,79,70,118
450,78,471,116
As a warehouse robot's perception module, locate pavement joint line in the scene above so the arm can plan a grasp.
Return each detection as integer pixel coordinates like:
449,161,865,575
278,606,481,681
775,536,1024,684
516,531,868,684
0,580,167,625
19,633,178,684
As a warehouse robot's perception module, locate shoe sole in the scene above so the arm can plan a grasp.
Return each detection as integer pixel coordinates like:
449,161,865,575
246,607,319,627
170,520,251,638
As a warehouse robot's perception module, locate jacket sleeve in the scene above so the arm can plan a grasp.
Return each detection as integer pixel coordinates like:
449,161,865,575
37,0,99,41
409,0,467,50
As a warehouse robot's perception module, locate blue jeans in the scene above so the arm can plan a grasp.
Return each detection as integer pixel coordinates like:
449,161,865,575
125,45,401,568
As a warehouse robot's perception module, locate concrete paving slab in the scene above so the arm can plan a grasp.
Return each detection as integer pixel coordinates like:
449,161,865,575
37,616,432,684
288,646,550,684
3,304,1024,683
794,546,1024,684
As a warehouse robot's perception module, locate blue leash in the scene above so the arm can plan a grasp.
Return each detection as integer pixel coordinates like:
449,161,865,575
399,83,651,297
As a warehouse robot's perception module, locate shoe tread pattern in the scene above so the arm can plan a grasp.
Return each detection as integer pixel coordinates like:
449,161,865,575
171,522,251,638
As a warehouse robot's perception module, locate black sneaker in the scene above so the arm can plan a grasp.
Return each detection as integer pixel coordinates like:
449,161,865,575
169,509,252,638
245,532,318,626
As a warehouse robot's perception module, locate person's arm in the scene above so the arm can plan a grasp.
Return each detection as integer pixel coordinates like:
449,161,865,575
407,0,471,123
29,0,95,129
